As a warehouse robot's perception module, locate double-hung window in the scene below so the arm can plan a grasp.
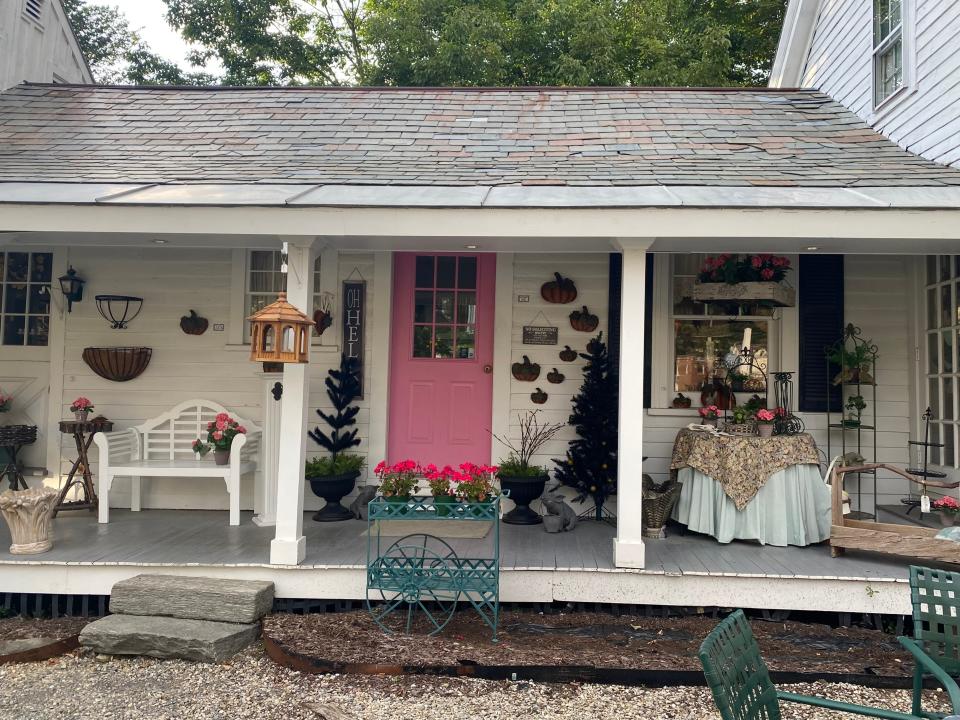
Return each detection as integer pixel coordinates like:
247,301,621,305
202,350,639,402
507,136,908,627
0,251,52,347
670,255,773,405
873,0,904,106
922,256,959,468
245,250,323,341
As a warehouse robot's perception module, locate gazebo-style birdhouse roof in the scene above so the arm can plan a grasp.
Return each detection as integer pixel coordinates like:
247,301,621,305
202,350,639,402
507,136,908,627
247,292,313,364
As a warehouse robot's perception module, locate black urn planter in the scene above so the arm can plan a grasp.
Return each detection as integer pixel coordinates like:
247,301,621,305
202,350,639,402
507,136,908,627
308,470,361,522
498,475,548,525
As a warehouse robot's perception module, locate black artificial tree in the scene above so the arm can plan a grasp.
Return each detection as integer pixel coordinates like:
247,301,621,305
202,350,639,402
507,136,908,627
553,332,618,520
308,354,362,464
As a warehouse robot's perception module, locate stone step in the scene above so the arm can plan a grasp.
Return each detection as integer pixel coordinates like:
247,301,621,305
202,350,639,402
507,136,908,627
110,574,274,624
79,614,260,663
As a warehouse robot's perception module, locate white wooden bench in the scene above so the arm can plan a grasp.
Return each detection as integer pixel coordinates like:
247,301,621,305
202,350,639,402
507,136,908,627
93,399,261,526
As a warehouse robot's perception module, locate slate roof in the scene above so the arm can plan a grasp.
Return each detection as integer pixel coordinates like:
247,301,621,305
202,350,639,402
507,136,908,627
1,83,959,188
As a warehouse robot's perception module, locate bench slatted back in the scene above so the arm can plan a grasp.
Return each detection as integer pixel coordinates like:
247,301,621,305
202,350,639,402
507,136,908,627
136,399,260,462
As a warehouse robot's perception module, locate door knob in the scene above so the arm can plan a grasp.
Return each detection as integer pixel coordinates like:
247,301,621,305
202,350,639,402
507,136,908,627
483,364,493,374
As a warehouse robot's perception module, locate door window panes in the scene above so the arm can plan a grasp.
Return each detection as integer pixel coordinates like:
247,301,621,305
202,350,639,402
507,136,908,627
0,251,52,347
411,255,479,360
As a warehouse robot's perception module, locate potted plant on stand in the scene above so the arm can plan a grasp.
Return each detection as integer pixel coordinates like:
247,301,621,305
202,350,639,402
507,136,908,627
70,397,94,422
455,463,498,508
374,460,420,514
492,410,565,525
754,408,776,437
699,405,720,428
932,496,960,527
192,413,247,465
844,395,867,428
306,355,365,522
424,464,456,517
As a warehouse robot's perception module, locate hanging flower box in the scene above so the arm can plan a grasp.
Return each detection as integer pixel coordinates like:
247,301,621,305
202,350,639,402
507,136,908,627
692,281,796,307
691,253,796,308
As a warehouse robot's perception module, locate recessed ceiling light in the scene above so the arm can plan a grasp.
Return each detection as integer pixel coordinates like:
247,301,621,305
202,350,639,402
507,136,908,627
465,244,478,249
153,239,168,245
805,246,819,251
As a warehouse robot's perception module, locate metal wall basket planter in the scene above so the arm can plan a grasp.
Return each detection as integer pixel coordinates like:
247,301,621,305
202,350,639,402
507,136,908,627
82,347,152,382
95,295,143,329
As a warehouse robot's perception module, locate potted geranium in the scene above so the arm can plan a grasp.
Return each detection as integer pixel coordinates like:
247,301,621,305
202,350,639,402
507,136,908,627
692,254,795,307
754,408,776,437
932,496,960,527
699,405,720,428
492,410,564,525
192,413,246,465
70,397,94,422
374,460,420,513
455,463,498,504
424,464,456,517
305,355,364,522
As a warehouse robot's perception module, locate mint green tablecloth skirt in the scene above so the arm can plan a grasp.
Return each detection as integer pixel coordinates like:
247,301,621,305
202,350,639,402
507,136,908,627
672,464,831,547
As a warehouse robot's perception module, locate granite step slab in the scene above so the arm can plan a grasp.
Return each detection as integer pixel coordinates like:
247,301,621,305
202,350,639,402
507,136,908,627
110,574,274,624
79,614,260,663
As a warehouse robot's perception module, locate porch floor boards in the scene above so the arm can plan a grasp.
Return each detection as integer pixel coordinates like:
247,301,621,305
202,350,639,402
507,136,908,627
0,509,910,582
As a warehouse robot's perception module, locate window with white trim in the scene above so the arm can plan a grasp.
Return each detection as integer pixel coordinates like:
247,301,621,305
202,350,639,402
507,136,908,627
873,0,904,106
245,250,323,341
922,255,958,468
670,255,773,404
0,251,52,347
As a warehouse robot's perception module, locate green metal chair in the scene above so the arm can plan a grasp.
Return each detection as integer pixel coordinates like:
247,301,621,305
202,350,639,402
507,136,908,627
899,566,960,719
699,609,919,720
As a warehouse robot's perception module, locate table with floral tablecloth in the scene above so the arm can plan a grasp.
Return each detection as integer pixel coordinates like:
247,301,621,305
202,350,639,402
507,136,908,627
669,428,830,546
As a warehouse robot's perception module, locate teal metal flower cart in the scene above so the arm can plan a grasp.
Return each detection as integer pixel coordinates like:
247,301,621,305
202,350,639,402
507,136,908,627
365,495,501,640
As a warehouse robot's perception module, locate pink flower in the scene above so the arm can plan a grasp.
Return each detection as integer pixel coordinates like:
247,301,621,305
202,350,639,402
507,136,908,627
760,268,774,280
751,256,762,268
215,419,227,430
237,426,246,434
374,461,387,475
216,413,229,422
212,430,223,441
755,409,776,422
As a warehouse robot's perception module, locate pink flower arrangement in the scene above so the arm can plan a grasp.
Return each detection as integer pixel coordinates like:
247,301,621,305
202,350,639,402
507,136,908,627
70,397,94,413
699,405,720,420
374,459,421,498
374,460,500,502
697,254,791,284
932,496,960,515
193,412,246,455
754,409,776,424
0,392,12,413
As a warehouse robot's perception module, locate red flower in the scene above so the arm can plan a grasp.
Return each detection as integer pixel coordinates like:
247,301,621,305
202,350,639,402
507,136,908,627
760,268,774,280
751,256,762,268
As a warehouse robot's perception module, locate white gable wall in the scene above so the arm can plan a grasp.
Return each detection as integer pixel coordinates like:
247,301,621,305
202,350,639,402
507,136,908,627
0,0,91,90
794,0,960,167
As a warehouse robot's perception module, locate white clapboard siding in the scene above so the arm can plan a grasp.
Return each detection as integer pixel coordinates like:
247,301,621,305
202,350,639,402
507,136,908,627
642,255,915,511
505,253,610,472
0,0,91,90
58,247,375,513
800,0,960,167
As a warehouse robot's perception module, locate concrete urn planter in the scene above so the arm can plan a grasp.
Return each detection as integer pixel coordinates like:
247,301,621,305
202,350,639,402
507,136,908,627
0,487,59,554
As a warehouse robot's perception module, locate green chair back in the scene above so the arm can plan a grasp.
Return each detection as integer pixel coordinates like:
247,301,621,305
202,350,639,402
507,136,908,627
910,565,960,676
698,609,782,720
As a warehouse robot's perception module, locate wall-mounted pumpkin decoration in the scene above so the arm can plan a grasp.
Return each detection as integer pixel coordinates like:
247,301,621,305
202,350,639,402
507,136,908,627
547,368,565,384
511,355,541,382
531,388,548,404
540,273,578,304
179,310,208,336
569,306,599,333
313,309,332,335
559,345,577,362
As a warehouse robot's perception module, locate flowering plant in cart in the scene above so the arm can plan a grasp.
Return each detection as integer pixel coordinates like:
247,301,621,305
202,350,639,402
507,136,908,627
192,413,247,457
455,462,499,503
374,460,420,499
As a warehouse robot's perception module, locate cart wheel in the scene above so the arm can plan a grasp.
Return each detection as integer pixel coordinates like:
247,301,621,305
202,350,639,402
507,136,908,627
366,533,460,636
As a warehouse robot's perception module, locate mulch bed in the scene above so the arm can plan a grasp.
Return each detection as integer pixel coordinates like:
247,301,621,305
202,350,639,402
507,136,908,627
0,617,89,664
0,617,89,643
264,610,911,680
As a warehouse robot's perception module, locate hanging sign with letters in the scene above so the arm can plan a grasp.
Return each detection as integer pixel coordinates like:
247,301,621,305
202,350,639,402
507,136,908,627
522,310,559,346
342,280,366,397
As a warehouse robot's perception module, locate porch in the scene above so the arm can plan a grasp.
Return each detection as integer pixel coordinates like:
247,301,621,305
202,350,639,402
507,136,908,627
0,508,914,615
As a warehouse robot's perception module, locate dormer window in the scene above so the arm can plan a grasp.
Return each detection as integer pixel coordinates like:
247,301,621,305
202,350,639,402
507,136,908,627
873,0,903,106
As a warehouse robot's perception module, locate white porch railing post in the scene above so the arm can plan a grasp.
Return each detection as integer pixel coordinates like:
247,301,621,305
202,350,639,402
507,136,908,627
253,372,282,526
270,238,316,565
613,242,652,568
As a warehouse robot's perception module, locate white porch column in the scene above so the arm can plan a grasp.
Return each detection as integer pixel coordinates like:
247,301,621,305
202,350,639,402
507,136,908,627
253,372,283,526
270,238,317,565
613,241,653,568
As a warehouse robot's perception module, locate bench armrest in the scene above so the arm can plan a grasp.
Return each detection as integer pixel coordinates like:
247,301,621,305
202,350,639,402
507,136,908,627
93,429,140,465
898,636,960,713
230,431,248,465
778,691,919,720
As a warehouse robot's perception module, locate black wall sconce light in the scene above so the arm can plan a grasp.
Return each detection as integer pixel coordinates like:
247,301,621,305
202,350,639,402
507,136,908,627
58,266,85,312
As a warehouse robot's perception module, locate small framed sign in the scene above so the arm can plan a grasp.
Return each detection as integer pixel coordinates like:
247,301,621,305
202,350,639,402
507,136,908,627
522,325,559,345
342,280,365,397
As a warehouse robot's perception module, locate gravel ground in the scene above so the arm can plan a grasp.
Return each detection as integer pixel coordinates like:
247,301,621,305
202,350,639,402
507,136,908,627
0,644,951,720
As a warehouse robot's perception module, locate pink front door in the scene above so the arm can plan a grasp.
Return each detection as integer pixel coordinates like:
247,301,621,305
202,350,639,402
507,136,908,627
388,253,495,468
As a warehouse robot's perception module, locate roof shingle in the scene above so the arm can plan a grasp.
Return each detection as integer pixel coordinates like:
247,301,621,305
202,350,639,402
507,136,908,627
0,84,959,187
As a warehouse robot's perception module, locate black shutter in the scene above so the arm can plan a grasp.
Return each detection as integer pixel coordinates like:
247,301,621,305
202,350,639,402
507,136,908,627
608,252,654,409
798,254,844,413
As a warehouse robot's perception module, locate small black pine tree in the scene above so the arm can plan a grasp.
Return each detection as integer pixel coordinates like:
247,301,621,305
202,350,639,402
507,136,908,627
308,354,362,462
552,332,618,519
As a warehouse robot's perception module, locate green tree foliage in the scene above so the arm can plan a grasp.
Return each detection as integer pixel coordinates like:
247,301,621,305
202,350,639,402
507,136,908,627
62,0,214,85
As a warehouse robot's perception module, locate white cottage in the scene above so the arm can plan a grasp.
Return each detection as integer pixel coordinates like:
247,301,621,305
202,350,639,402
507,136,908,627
771,0,960,168
0,83,959,615
0,0,91,90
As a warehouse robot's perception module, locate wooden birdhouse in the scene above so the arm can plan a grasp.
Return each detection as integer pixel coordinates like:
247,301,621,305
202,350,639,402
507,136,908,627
247,292,313,364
